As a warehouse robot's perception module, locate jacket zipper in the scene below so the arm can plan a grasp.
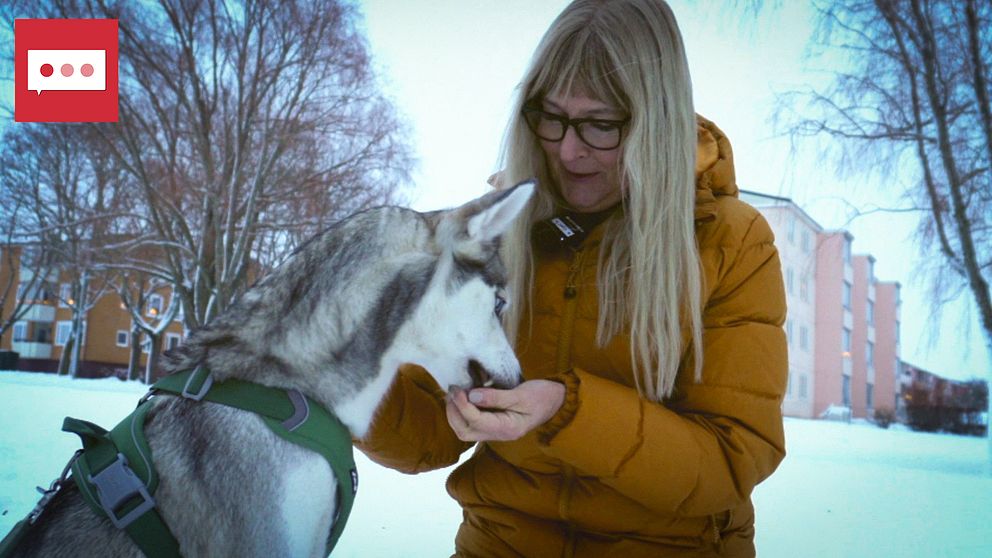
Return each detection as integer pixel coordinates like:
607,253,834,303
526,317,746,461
556,249,584,372
556,248,585,558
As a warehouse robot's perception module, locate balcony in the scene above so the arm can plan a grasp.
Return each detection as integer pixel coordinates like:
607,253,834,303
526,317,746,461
18,304,56,323
11,341,52,359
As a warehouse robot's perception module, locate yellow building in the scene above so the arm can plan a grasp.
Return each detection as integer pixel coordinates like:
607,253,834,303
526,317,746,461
1,245,185,379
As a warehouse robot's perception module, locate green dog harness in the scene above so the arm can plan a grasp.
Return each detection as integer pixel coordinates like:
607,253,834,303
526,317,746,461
0,366,358,558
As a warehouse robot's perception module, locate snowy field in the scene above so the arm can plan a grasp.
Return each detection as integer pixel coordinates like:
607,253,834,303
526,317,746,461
1,371,989,557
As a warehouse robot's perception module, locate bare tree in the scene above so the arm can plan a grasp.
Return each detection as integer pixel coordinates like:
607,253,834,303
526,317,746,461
0,208,55,347
113,269,182,383
0,0,413,380
0,124,129,376
61,0,414,330
780,0,991,471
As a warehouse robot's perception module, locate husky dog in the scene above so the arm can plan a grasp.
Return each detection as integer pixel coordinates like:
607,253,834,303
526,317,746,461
6,182,534,557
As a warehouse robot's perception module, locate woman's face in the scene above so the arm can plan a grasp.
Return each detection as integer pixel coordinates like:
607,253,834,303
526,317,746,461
539,93,625,213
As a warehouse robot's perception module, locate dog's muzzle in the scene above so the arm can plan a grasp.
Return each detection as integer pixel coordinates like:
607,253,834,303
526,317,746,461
468,360,518,390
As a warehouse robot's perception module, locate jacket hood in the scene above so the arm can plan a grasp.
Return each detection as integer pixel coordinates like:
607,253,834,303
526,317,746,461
694,115,738,222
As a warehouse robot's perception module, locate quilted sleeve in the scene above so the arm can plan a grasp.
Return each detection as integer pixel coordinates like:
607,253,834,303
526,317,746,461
355,364,473,474
538,210,788,515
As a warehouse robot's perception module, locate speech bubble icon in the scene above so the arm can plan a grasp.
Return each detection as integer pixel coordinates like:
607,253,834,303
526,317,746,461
27,49,107,95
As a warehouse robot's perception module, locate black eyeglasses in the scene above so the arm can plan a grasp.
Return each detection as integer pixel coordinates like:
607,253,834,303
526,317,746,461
521,104,629,150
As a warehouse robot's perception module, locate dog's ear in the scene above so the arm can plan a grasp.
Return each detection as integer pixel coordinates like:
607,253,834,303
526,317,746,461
463,180,534,242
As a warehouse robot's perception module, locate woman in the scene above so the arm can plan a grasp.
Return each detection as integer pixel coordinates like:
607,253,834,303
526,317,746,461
358,1,787,556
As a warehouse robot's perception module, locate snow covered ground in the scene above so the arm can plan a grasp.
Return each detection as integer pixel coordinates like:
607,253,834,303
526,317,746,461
1,371,988,557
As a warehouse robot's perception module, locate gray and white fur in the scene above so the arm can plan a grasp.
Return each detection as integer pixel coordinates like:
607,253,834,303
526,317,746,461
8,182,534,557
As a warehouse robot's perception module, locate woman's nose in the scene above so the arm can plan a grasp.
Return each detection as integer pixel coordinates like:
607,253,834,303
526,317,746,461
558,126,588,162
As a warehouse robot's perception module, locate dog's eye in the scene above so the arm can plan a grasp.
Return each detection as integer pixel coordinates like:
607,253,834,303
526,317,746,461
494,293,507,318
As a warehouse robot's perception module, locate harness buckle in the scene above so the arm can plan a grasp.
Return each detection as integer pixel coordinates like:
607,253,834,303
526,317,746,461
181,365,214,401
88,453,156,529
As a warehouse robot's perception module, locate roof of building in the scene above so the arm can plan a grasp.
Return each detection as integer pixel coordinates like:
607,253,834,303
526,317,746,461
739,189,824,232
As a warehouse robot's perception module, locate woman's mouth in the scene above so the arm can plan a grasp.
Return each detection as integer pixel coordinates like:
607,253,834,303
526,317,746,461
562,169,599,182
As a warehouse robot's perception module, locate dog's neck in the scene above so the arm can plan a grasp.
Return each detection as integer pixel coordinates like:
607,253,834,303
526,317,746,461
327,352,409,440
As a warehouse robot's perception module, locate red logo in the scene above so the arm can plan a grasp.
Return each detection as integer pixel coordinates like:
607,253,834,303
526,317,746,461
14,19,119,123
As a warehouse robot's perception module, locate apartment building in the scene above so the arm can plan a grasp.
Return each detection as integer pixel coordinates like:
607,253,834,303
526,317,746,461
811,230,854,418
739,191,820,418
741,191,901,420
1,246,185,378
874,282,902,413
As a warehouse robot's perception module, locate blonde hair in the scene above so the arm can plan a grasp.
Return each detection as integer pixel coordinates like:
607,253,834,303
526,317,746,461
499,0,702,401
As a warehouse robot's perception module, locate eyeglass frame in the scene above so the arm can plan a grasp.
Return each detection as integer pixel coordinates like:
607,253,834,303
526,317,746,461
521,103,630,151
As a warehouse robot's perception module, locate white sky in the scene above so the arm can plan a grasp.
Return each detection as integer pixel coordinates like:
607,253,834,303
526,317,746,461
358,0,991,382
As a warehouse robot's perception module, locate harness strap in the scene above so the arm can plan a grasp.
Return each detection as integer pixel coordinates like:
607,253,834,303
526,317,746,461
152,367,358,552
63,408,181,558
2,367,357,557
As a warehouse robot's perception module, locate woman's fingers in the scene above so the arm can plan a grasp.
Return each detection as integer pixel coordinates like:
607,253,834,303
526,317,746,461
446,381,565,442
446,387,521,441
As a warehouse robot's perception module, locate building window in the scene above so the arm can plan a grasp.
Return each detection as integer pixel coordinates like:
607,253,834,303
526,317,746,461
788,216,796,243
55,321,72,346
842,374,852,406
59,283,72,308
147,294,164,318
786,319,794,345
842,281,852,309
20,285,53,304
35,324,51,344
802,229,811,252
866,383,874,409
842,328,852,354
799,375,808,398
799,326,809,352
116,330,129,347
867,341,874,369
786,371,793,396
13,321,28,342
800,276,810,302
165,333,182,351
141,335,151,354
843,238,852,264
867,300,874,325
786,268,794,295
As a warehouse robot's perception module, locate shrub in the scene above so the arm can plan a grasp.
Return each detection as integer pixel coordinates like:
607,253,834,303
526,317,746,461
873,407,895,429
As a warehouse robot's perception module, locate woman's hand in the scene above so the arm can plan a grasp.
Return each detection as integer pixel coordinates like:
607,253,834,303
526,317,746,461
446,380,566,442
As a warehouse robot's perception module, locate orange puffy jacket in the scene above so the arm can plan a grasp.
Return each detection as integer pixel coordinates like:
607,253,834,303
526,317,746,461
358,117,788,557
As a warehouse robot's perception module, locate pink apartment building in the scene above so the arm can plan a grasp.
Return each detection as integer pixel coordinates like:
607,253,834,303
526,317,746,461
813,231,853,418
874,282,902,413
741,190,901,420
850,255,873,417
849,256,901,417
